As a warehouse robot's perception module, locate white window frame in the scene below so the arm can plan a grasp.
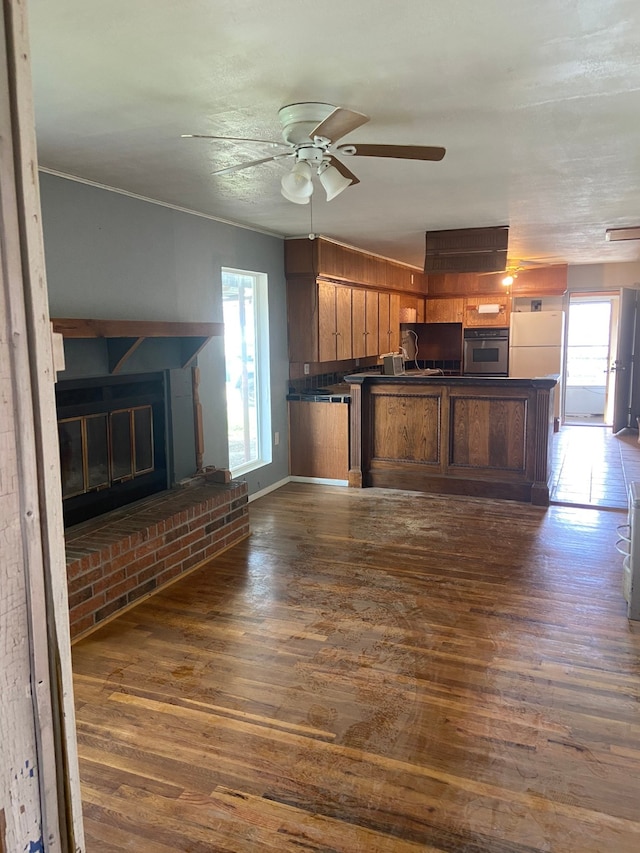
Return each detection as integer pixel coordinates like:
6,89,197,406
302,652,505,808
222,268,271,476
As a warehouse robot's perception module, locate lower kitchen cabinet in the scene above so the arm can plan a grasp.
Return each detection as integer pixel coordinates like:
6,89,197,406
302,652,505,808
289,401,349,480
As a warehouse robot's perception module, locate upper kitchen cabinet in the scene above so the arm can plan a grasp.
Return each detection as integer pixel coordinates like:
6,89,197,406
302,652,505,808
399,294,427,323
464,295,511,327
378,292,401,353
318,281,353,362
426,265,568,298
352,288,380,358
425,297,465,323
510,265,568,296
285,236,426,294
427,272,505,296
287,277,319,363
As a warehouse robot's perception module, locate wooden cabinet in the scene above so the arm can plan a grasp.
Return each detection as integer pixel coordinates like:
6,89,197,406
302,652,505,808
287,277,317,363
427,272,506,296
425,297,465,323
427,266,568,299
289,277,404,365
378,292,401,353
289,401,349,480
511,265,567,296
464,295,511,328
366,291,378,356
352,288,379,358
351,289,365,358
351,287,379,358
285,236,427,295
399,294,426,323
318,281,352,361
347,374,556,505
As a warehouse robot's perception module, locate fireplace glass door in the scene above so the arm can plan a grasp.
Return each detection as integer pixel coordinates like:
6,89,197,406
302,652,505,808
56,373,167,526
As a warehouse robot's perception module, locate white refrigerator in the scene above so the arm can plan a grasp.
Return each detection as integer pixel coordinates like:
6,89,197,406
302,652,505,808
509,311,565,420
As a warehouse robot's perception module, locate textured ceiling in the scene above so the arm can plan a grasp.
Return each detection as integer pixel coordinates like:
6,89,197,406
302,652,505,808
29,0,640,269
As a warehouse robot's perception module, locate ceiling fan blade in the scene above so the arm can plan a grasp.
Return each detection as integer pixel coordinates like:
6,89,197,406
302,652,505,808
212,152,292,176
311,108,369,142
337,143,446,161
182,133,287,147
329,155,360,186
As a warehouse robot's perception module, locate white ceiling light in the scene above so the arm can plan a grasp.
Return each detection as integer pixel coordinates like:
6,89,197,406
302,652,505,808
280,160,313,204
318,163,352,201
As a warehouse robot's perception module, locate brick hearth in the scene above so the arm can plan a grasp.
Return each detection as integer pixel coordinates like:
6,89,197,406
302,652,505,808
64,479,249,640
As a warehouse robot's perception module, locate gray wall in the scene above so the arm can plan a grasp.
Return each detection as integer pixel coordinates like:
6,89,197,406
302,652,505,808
40,172,290,496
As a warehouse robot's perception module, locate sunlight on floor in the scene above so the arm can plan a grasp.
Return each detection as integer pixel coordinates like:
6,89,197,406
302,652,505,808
550,425,640,509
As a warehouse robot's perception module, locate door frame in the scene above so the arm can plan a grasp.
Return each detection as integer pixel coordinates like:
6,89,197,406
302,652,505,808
1,1,84,849
563,291,620,426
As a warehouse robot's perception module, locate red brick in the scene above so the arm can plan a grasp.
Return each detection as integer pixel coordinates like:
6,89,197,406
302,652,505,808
183,551,205,572
156,564,182,586
94,595,128,623
125,551,158,577
70,593,106,622
93,567,126,595
106,575,139,601
70,614,95,639
136,561,164,585
134,537,162,560
105,550,135,572
188,515,207,533
157,539,192,563
68,585,94,609
127,577,157,603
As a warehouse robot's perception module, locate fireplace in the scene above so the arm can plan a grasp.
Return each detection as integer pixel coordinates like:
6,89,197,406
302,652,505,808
56,372,168,527
50,319,249,641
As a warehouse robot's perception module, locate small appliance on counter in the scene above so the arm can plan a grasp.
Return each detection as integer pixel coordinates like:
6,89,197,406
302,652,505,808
382,353,405,375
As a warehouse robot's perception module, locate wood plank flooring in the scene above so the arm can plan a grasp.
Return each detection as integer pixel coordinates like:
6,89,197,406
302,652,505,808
72,483,640,852
550,425,634,509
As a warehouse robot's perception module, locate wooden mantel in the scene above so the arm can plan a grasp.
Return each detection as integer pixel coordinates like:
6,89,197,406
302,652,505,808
51,318,224,373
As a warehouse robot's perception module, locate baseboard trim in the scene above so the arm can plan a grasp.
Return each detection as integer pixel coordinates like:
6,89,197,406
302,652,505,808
248,477,292,503
289,476,349,487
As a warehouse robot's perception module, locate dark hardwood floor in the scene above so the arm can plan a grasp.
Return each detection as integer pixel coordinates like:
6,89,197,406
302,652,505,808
72,483,640,852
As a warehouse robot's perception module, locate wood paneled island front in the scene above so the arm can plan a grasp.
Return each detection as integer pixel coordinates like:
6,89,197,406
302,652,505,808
345,373,557,505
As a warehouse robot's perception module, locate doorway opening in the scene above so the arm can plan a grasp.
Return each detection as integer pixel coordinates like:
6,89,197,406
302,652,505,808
564,292,619,426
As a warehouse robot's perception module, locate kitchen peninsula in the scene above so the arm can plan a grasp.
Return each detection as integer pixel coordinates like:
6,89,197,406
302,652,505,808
345,373,557,506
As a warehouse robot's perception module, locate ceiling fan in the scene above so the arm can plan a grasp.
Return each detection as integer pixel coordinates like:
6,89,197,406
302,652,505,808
182,102,446,204
473,258,560,285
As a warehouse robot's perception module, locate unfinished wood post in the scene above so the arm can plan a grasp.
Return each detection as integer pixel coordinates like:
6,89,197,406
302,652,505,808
0,1,84,850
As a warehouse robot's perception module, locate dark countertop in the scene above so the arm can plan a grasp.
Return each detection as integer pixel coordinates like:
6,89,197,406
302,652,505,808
344,370,558,388
287,383,351,403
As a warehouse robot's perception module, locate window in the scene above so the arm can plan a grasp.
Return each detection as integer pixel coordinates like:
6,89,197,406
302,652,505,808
222,268,271,474
566,301,612,385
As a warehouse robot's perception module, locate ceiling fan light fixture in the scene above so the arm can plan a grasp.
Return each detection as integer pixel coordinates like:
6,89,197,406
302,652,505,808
318,163,352,201
280,183,311,204
280,161,313,204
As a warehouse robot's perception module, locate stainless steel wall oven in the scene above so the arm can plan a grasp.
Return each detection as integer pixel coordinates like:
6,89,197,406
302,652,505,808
463,327,509,376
